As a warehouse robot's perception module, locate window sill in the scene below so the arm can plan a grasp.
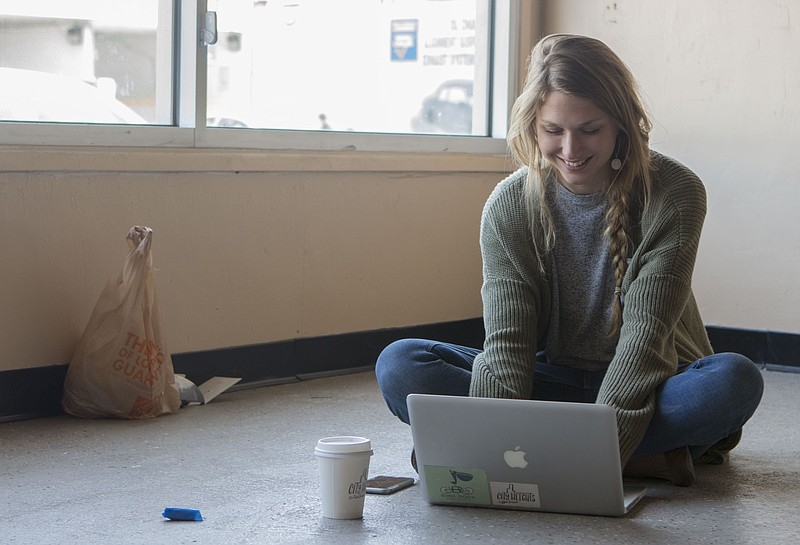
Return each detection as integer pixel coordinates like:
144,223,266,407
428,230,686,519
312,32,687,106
0,144,511,174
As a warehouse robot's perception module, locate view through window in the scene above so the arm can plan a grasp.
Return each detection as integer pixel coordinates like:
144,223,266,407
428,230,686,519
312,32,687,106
0,0,168,125
205,0,490,135
0,0,495,139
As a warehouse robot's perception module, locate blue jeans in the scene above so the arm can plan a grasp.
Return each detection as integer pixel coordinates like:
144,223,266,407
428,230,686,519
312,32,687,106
374,338,765,460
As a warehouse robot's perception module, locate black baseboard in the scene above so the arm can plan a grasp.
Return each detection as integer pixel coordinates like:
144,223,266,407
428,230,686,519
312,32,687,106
705,326,800,373
0,318,485,423
169,318,486,388
0,364,69,422
1,320,796,423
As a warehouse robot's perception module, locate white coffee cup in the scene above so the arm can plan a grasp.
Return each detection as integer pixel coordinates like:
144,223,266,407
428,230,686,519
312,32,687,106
315,436,374,519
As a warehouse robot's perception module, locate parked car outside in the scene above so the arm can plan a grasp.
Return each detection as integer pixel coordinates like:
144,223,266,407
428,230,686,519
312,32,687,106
206,116,248,128
410,79,473,135
0,67,147,124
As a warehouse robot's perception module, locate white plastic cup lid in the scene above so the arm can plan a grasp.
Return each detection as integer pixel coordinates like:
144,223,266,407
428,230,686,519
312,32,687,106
315,436,372,455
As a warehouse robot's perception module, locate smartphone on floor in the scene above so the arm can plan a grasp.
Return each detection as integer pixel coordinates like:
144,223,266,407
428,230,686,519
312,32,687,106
366,475,416,495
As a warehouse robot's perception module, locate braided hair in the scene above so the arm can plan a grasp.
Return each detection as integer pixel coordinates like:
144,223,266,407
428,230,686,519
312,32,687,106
507,34,652,337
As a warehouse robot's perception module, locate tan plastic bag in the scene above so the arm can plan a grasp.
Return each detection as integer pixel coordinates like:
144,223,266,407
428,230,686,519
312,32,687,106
62,226,180,419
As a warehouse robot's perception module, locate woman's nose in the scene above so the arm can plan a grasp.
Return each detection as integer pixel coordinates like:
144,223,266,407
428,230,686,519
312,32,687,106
562,132,580,158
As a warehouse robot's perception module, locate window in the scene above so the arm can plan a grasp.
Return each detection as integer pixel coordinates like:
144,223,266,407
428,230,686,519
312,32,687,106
0,0,516,152
207,0,487,136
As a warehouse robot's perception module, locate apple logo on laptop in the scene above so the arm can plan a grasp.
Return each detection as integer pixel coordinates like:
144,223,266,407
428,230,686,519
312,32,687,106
503,446,528,468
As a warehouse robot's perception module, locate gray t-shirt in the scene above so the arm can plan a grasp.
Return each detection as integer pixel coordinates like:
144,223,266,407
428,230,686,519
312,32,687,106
544,182,618,371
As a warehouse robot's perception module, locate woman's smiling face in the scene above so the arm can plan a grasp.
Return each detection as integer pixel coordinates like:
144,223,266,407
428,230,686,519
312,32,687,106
536,91,619,195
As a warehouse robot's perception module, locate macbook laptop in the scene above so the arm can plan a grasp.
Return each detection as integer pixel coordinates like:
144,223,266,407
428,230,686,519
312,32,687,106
407,393,646,517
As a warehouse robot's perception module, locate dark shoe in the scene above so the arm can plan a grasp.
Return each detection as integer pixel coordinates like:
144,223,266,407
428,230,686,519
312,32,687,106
664,446,696,487
696,429,743,465
411,448,418,473
624,446,695,487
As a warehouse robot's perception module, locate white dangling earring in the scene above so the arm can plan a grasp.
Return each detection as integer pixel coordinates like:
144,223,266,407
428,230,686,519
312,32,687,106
611,133,623,171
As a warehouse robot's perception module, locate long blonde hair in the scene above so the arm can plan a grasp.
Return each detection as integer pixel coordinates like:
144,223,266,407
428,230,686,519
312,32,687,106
507,34,652,336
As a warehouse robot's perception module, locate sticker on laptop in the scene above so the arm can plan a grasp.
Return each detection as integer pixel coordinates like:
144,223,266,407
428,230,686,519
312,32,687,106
423,466,491,505
490,482,541,509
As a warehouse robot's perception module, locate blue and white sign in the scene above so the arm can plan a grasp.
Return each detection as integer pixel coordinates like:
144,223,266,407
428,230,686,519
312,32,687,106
390,19,418,62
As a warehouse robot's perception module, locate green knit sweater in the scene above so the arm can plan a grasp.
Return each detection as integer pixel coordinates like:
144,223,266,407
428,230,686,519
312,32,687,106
469,151,713,464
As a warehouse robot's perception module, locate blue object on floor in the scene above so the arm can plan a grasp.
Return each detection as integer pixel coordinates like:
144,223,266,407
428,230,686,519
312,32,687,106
162,507,203,521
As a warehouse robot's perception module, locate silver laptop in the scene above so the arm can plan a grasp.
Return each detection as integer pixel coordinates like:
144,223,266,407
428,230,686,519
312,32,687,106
407,393,646,517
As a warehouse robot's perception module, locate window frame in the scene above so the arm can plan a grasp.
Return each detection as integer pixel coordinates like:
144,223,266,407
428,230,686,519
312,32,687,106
0,0,519,155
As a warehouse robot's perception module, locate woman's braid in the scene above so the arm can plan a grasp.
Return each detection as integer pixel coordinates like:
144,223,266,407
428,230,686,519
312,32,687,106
604,181,633,337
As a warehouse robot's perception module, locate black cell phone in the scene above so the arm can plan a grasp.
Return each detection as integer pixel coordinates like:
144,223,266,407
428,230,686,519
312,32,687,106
365,475,416,495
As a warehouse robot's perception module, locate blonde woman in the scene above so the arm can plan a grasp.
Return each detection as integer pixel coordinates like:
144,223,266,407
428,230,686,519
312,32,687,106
376,34,763,486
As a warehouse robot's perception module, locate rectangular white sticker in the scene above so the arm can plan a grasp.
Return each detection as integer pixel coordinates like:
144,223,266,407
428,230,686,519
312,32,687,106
490,482,541,509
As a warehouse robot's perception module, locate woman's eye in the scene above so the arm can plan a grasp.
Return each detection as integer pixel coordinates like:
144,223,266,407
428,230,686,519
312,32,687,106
582,128,599,134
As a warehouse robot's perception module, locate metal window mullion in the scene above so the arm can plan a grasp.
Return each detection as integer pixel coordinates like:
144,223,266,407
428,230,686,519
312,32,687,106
154,0,175,125
177,0,209,143
490,0,518,140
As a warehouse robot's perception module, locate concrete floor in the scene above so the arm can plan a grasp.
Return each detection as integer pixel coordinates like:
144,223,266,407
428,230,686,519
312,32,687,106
1,368,798,545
